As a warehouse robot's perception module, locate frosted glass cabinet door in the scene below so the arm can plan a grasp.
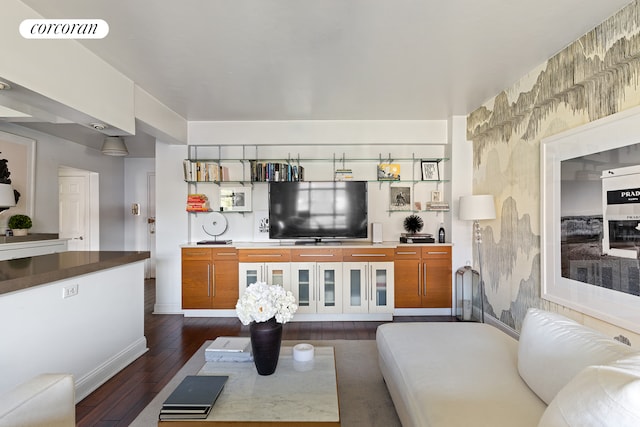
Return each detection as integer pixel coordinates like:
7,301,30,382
291,262,342,314
239,263,291,296
343,262,394,314
291,263,315,314
317,262,342,314
370,262,394,313
343,263,369,314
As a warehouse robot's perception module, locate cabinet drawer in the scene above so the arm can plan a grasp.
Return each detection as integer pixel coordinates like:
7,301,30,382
421,246,451,258
291,248,342,262
394,248,421,260
238,249,291,263
211,247,238,260
342,247,394,262
182,247,211,260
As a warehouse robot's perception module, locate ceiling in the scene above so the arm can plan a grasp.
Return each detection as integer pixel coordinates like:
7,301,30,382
4,0,635,156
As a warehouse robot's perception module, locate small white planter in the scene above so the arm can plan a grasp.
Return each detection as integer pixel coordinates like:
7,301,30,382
11,229,28,236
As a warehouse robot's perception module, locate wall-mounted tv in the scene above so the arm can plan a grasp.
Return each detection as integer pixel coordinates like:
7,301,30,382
269,181,368,243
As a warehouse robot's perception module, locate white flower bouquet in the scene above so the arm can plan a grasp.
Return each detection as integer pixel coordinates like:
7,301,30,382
236,282,298,325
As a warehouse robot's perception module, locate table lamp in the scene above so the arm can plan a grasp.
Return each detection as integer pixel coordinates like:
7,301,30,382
459,194,496,322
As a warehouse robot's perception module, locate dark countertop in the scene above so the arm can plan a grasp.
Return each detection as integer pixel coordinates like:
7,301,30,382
0,251,150,296
0,233,61,244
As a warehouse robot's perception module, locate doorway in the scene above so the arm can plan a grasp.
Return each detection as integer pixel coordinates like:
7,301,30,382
58,166,99,250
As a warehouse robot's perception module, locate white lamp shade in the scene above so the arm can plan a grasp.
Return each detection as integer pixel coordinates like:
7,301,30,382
0,183,16,207
101,136,129,156
459,195,496,221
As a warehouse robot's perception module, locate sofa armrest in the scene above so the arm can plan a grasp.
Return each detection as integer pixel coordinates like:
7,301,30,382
0,374,75,427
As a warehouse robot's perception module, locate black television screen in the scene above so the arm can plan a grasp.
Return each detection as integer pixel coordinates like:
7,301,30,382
269,181,368,242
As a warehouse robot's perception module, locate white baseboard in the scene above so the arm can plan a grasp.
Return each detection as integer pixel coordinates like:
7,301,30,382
74,337,148,402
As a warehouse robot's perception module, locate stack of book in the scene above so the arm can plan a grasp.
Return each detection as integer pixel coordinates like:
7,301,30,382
249,161,304,182
183,160,229,182
205,336,253,362
334,168,353,181
186,194,211,212
425,201,450,211
400,233,435,244
159,375,228,420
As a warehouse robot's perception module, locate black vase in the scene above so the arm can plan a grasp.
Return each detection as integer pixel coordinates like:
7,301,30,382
249,317,283,375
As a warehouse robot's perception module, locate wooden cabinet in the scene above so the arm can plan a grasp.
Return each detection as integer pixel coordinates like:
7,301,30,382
394,245,451,308
290,248,343,314
238,249,291,294
182,247,239,309
342,248,394,314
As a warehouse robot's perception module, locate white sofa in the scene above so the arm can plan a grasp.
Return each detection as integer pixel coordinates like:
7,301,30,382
0,374,75,427
377,308,640,427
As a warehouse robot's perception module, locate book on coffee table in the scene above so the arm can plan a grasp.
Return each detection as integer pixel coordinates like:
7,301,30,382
205,337,253,362
159,375,228,420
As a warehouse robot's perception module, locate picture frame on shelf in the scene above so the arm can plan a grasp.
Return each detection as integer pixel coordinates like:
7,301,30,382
220,186,252,212
377,163,401,181
431,190,442,202
389,186,411,210
421,160,440,181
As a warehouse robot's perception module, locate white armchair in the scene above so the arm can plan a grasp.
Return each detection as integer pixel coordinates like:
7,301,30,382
0,374,75,427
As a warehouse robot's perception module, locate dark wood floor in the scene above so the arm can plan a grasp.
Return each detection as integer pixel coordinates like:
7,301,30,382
75,279,455,426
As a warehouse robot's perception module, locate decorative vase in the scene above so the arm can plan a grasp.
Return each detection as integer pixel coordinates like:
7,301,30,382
249,317,283,375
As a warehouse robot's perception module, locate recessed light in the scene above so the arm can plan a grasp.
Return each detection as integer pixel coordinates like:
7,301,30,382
89,122,106,131
0,81,11,91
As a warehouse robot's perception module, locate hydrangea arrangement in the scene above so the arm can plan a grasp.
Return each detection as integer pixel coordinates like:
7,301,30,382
236,281,298,325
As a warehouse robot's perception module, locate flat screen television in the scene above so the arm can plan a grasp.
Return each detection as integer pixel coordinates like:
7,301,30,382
269,181,368,243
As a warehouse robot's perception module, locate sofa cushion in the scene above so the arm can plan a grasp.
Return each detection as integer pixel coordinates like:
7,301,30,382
518,308,633,405
538,353,640,427
377,322,546,427
0,373,75,427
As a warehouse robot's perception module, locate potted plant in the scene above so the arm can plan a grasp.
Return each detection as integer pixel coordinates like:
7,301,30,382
8,214,32,236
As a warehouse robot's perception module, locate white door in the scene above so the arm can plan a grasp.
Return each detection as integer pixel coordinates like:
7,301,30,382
146,172,156,278
59,176,89,251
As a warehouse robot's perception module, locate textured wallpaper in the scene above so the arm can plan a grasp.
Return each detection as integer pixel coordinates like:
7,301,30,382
466,1,640,335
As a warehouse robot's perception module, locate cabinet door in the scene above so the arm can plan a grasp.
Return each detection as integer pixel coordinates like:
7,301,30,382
239,262,262,295
182,248,212,309
291,263,316,314
211,259,239,309
394,259,422,308
369,262,394,313
317,262,342,314
422,247,452,308
342,262,369,314
182,259,212,309
265,263,290,288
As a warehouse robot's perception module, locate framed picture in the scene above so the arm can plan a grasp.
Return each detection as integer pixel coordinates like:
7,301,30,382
431,190,442,202
389,186,411,210
421,161,440,181
377,163,401,181
0,130,36,217
541,105,640,333
219,186,252,212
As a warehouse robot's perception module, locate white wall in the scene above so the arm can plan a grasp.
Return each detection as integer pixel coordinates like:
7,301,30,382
0,123,126,250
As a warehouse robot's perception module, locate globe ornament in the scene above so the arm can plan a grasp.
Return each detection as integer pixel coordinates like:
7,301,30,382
403,214,424,234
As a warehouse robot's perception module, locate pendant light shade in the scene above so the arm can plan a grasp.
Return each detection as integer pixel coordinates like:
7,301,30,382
0,183,16,207
101,136,129,156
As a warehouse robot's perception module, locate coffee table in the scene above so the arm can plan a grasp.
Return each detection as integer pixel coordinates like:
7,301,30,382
157,346,340,426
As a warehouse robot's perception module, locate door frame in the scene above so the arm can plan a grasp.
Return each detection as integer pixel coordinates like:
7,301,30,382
58,166,100,250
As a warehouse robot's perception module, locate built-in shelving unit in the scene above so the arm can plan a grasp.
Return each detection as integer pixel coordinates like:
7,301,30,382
183,145,450,217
